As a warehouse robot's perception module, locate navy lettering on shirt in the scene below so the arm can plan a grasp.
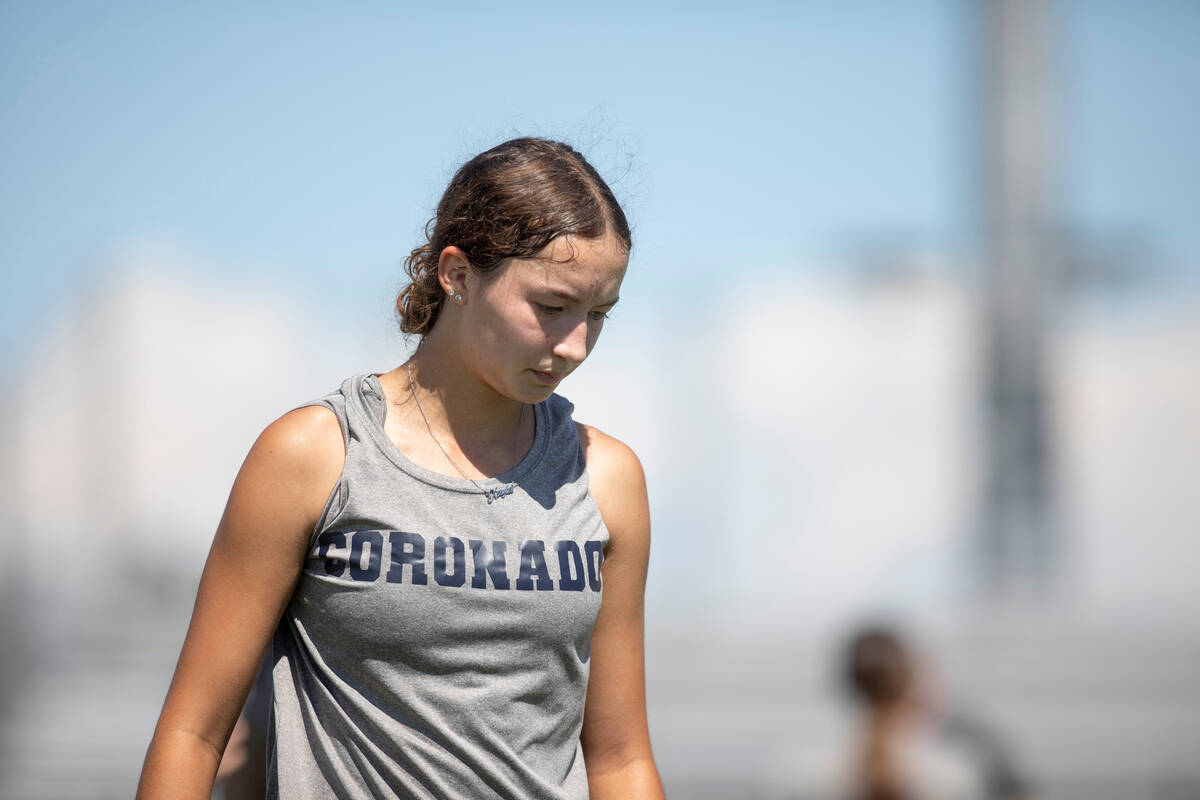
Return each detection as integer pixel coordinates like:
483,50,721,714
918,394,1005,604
516,540,554,591
584,540,604,592
434,535,466,588
470,539,510,590
386,531,428,585
349,530,383,582
317,531,348,577
555,541,586,592
314,531,603,592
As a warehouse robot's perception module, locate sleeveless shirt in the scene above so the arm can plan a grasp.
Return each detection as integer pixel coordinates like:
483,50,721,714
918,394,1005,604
267,373,608,799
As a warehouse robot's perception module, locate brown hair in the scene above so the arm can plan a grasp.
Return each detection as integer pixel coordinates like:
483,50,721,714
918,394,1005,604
396,137,631,336
844,627,912,708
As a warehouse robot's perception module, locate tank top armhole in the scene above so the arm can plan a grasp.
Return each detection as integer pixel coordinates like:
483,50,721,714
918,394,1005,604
569,418,597,489
570,418,614,551
295,397,351,551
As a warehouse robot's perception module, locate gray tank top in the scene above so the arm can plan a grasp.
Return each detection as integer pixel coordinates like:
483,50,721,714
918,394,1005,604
267,373,607,799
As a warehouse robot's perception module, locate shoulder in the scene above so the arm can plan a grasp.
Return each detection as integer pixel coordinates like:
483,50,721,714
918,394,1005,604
211,404,346,568
575,423,643,486
575,423,648,543
235,405,345,519
255,404,344,473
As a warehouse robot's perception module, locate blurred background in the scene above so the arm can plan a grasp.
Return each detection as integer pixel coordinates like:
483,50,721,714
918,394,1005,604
1,1,1197,798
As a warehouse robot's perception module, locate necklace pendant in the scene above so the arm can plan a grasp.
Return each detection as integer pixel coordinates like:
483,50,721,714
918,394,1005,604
485,484,516,504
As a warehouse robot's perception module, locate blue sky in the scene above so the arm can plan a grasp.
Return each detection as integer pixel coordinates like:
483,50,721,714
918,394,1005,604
1,0,1197,363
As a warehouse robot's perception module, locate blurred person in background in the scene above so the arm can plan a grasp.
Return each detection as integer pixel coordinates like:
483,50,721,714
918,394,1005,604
767,625,1033,800
137,137,663,799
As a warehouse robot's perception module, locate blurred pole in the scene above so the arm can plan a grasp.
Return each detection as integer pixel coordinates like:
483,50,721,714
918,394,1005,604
975,0,1058,601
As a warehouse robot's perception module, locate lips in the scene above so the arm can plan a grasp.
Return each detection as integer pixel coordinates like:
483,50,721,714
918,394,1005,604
530,368,562,385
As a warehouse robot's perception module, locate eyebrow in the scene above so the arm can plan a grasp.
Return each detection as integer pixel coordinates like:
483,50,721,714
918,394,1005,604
550,289,620,307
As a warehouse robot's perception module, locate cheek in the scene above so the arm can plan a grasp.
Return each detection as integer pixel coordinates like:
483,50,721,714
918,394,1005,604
584,321,605,354
519,310,553,346
491,307,551,361
475,300,539,344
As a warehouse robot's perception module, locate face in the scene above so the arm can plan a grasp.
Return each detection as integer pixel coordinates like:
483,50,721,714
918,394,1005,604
457,234,628,402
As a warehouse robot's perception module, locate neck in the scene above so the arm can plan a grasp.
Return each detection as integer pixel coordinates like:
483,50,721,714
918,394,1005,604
867,697,919,732
399,327,525,446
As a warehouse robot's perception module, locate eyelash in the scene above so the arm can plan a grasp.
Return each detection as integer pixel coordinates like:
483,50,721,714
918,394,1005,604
536,304,611,321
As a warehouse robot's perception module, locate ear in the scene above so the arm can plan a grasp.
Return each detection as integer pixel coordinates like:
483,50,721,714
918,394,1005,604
437,246,472,303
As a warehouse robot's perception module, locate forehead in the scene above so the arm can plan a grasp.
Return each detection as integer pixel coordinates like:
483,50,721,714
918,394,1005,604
504,234,628,299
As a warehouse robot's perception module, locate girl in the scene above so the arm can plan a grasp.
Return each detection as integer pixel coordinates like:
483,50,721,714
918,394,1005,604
138,138,664,799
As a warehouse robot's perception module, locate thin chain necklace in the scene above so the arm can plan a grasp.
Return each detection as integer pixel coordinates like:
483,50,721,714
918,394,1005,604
406,359,524,504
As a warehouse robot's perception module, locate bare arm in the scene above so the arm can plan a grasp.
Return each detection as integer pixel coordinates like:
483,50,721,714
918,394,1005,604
577,424,665,800
136,405,344,799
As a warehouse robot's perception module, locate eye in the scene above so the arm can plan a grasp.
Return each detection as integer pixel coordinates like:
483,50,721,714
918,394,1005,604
589,310,612,321
535,303,563,316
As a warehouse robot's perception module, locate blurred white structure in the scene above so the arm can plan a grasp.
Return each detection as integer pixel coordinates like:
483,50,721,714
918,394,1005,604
5,249,362,581
0,246,378,798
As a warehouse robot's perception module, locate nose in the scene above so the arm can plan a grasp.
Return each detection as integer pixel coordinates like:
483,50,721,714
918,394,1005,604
551,316,589,366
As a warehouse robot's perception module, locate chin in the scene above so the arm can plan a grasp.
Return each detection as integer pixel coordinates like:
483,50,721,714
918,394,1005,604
496,379,551,405
527,384,558,403
521,378,560,402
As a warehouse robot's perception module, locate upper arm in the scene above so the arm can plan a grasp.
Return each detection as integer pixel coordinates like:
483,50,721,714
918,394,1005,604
576,423,659,779
152,404,344,754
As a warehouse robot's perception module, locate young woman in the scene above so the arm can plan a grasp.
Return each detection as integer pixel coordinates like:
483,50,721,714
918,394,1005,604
138,138,664,799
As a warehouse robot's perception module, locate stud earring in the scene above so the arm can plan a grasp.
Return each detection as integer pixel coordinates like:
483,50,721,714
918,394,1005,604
453,293,463,303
